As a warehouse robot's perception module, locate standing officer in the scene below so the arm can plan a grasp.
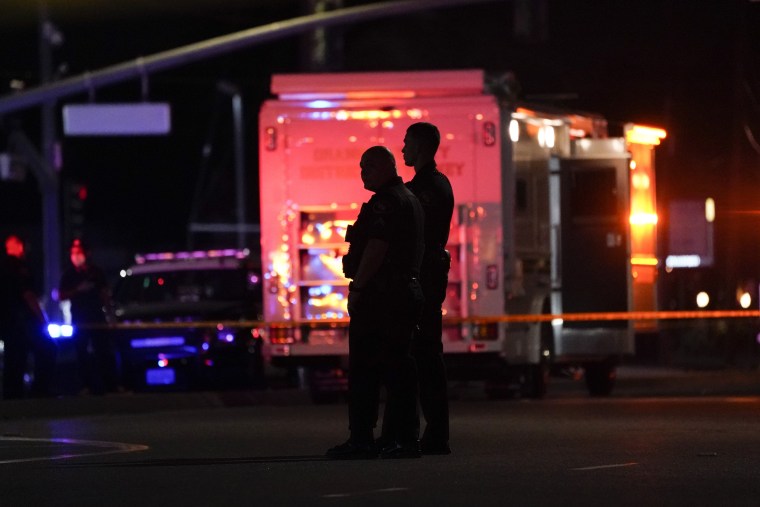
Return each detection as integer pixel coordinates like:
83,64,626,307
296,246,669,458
1,234,56,399
402,122,454,455
326,146,425,459
58,239,121,395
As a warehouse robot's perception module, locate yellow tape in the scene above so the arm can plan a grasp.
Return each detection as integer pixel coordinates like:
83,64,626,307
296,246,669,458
79,310,760,330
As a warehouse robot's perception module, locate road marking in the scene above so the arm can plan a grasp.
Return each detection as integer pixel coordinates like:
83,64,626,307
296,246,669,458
322,487,408,498
572,462,638,471
0,436,149,465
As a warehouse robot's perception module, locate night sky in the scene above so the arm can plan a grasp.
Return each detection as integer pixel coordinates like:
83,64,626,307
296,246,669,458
1,0,759,290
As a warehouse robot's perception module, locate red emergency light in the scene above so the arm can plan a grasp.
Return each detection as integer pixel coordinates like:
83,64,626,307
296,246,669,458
272,70,486,100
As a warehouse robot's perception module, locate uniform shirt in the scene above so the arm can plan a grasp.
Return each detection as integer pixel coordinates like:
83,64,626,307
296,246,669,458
0,254,24,325
406,161,454,254
355,175,424,281
0,255,37,324
59,263,109,324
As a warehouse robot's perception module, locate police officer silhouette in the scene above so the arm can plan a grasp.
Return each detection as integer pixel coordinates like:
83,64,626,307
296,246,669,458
402,122,454,454
326,146,425,459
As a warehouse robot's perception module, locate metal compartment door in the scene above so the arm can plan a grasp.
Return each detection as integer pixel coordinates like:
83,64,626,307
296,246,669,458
553,150,633,357
560,158,629,321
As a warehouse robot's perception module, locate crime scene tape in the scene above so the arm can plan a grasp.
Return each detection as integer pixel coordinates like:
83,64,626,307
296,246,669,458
78,310,760,330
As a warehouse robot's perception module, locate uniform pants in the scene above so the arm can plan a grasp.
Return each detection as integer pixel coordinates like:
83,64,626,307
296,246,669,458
348,289,419,444
75,328,120,394
413,256,450,444
2,318,57,399
29,325,58,397
2,327,27,399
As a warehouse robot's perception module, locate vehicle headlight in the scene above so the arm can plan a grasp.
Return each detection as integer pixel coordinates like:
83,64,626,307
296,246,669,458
217,327,235,343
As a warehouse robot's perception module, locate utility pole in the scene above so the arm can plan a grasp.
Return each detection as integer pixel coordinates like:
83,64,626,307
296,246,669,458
187,81,255,250
300,0,345,71
726,0,746,293
38,1,62,318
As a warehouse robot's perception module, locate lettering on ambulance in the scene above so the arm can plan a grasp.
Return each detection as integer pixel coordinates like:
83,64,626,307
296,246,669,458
313,147,365,162
299,147,366,179
299,146,466,178
300,165,356,179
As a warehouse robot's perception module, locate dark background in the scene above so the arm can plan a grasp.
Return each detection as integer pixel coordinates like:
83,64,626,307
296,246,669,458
1,0,759,308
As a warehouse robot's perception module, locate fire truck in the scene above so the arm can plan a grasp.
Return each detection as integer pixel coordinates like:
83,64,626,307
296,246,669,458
258,69,665,399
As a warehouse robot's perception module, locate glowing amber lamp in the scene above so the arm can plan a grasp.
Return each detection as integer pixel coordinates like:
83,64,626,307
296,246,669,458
625,125,667,146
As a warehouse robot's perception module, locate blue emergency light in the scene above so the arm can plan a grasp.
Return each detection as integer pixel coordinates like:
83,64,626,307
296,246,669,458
47,323,74,339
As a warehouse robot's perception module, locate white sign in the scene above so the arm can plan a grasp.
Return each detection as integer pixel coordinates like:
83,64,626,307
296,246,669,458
63,103,171,136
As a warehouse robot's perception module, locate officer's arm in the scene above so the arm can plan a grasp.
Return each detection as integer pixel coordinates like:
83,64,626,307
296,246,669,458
23,290,46,324
351,238,389,290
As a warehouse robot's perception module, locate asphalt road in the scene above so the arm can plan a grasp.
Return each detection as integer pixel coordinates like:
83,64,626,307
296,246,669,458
2,368,760,506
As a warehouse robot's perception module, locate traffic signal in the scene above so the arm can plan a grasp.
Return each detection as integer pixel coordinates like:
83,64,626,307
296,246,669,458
64,181,87,243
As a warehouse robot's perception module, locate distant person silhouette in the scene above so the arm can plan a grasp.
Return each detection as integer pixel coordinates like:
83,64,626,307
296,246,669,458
0,234,56,398
326,146,425,459
58,239,122,395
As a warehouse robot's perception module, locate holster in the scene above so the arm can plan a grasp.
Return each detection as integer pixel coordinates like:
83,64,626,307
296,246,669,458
342,224,365,278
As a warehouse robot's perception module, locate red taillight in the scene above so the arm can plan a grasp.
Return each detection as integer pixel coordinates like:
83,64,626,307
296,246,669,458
265,126,277,151
269,326,295,344
483,121,496,146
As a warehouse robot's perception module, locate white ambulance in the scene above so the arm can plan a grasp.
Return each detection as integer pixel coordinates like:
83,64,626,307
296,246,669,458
258,69,664,399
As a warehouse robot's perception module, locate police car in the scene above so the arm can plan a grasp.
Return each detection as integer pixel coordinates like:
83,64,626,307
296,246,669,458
111,248,263,391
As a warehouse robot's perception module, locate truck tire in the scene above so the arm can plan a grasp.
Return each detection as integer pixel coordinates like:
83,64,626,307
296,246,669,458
584,361,616,396
523,318,553,399
523,362,549,399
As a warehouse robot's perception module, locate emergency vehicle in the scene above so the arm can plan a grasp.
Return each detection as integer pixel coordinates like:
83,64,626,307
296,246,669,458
111,249,264,391
258,69,665,398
